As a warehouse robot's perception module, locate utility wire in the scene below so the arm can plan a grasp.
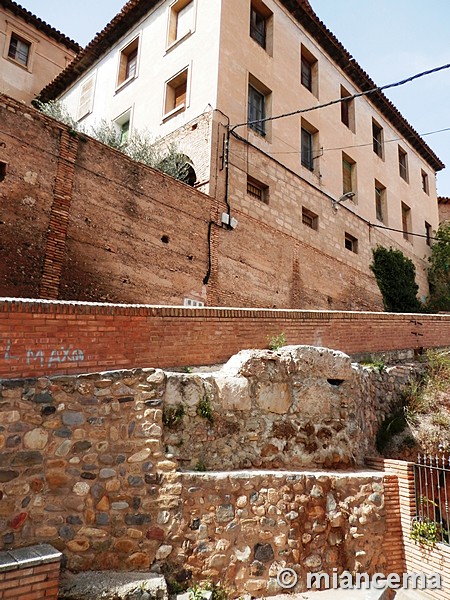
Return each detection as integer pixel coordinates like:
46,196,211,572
231,62,450,131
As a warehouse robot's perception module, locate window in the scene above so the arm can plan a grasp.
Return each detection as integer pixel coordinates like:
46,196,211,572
301,128,313,171
8,33,31,66
401,202,411,241
302,207,318,230
398,146,409,182
425,222,432,247
342,154,356,195
421,170,429,195
77,75,95,120
0,161,7,182
248,84,266,136
250,4,266,48
247,176,268,203
372,119,384,158
375,181,386,223
345,233,358,253
301,45,318,97
168,0,194,45
165,68,188,116
340,86,355,131
114,110,132,145
118,38,139,87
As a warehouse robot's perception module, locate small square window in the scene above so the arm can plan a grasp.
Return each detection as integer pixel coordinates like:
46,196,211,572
301,45,318,97
398,146,409,182
165,68,188,116
118,38,139,87
421,170,429,195
372,119,384,158
425,222,432,247
8,33,30,66
345,233,358,253
247,176,268,203
302,207,318,230
168,0,194,45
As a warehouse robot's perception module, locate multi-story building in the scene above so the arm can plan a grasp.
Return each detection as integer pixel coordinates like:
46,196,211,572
37,0,445,309
0,0,80,104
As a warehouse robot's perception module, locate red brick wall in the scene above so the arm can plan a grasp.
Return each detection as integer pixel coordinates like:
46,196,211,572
0,298,448,379
0,562,59,600
368,457,450,599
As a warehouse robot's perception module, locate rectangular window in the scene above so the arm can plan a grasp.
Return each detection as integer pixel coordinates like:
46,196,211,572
248,84,266,136
372,119,384,158
118,38,139,86
168,0,194,44
302,207,318,230
425,222,432,247
301,45,318,97
0,161,7,182
422,170,429,195
402,202,411,241
8,33,30,66
398,146,409,182
301,128,313,171
165,68,188,116
247,176,268,203
375,181,386,223
345,233,358,253
77,75,95,120
342,154,355,195
340,85,355,132
250,5,266,48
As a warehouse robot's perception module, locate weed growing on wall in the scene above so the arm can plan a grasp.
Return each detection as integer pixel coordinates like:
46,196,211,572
370,246,423,313
162,403,185,429
411,516,439,546
197,396,213,423
267,332,286,350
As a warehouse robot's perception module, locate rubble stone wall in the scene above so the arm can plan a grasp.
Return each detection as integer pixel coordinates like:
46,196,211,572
0,346,416,593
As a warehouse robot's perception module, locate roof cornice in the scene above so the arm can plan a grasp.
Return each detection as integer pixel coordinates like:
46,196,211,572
36,0,444,171
1,0,81,53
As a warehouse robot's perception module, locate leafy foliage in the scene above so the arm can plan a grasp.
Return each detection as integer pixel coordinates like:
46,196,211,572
427,222,450,311
410,516,439,546
36,101,196,184
162,403,185,429
370,246,423,313
197,396,213,423
267,332,286,351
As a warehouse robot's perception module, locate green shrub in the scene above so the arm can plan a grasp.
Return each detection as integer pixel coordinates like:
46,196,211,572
370,246,423,313
410,517,439,546
162,403,185,428
197,396,213,423
267,332,286,350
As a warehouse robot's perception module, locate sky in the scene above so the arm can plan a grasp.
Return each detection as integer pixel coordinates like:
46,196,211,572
20,0,450,195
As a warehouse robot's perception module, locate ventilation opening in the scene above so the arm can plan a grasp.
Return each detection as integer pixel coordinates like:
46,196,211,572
161,235,170,244
0,162,7,182
327,378,345,387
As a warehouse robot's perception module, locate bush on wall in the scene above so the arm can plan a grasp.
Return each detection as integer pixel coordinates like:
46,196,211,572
427,222,450,312
370,246,423,313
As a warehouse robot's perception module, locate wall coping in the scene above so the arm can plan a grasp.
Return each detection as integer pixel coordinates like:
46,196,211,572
0,544,62,573
1,297,449,321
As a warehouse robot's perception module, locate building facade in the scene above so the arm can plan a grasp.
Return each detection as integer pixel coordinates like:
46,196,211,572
0,0,79,104
37,0,445,308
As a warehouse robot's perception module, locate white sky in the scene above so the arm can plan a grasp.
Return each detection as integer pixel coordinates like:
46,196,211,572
21,0,450,195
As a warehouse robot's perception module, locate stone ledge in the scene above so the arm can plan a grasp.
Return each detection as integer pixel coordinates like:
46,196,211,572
0,543,62,573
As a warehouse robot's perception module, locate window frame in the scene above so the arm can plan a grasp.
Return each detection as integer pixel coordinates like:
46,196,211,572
374,180,386,223
77,74,96,121
300,45,318,97
249,1,273,55
301,119,319,174
247,75,271,139
344,232,358,254
398,146,409,182
163,66,190,120
340,85,355,132
401,202,412,242
3,25,36,72
247,175,269,203
372,119,384,159
302,207,318,230
421,170,429,195
167,0,195,48
342,153,356,196
117,36,140,90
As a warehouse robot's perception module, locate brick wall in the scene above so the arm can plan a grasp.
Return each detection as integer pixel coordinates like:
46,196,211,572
0,298,448,379
0,546,61,600
0,92,428,312
367,457,450,599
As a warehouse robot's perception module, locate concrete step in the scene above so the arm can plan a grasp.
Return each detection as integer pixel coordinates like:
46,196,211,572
261,584,393,600
59,571,168,600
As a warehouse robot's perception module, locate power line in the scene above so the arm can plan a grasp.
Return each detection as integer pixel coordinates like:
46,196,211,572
231,62,450,131
266,126,450,156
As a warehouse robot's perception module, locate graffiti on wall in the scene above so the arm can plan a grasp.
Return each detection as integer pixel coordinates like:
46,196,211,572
3,339,85,368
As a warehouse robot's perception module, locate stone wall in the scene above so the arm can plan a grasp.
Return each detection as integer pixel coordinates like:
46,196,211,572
0,346,417,594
